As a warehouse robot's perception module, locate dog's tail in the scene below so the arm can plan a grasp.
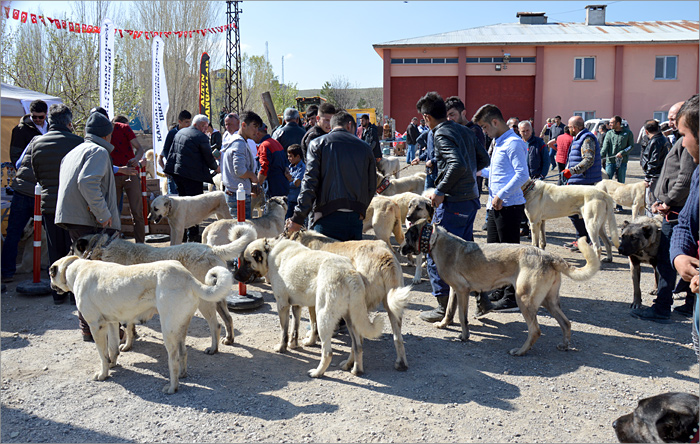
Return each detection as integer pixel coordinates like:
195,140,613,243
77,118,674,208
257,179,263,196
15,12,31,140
557,237,601,281
211,224,258,262
386,286,412,322
193,266,234,302
605,194,620,247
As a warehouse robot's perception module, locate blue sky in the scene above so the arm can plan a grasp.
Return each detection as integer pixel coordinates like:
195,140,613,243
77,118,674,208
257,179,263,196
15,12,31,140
7,1,700,89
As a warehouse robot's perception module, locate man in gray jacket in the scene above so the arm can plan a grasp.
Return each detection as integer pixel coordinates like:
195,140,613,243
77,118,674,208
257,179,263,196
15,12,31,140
55,110,120,341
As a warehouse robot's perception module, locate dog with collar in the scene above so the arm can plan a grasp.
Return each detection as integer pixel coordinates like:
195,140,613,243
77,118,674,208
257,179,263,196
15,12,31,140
401,219,600,355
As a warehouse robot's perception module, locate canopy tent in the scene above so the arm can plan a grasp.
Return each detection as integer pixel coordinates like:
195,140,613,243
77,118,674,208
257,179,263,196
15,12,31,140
1,83,63,164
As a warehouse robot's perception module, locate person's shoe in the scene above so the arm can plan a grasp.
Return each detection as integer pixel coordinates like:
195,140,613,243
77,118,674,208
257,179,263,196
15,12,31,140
568,241,581,253
481,222,488,231
630,306,672,324
563,241,576,248
475,293,494,318
1,275,14,284
82,332,94,342
492,296,519,312
673,302,695,317
614,206,623,214
487,289,506,302
420,296,448,323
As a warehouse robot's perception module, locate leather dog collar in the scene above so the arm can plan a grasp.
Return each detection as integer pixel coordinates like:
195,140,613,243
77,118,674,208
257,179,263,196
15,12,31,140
376,177,391,194
418,223,433,254
522,179,536,198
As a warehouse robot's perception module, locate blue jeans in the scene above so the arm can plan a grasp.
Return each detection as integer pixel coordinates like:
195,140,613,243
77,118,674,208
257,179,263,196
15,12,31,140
427,198,480,298
605,161,628,184
549,146,557,168
226,194,252,220
167,176,178,194
313,211,362,242
406,144,416,164
425,171,436,190
1,192,35,278
285,200,297,220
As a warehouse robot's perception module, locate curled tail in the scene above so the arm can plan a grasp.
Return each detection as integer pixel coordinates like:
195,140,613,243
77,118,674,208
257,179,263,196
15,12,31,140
606,195,620,247
386,286,412,321
556,237,601,281
211,224,257,262
194,266,234,302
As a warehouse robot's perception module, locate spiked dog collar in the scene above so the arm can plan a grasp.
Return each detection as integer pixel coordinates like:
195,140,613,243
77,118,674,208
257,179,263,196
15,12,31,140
522,179,536,198
376,177,391,194
418,223,433,254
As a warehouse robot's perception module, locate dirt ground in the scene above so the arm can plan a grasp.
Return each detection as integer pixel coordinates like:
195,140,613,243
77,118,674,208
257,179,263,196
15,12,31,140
1,155,698,443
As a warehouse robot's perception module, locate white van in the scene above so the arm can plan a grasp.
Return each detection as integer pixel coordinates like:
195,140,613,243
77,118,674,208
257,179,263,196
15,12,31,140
584,118,629,134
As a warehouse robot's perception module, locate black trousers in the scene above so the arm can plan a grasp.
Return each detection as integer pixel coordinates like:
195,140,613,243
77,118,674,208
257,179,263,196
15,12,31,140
486,204,524,301
172,175,204,242
43,213,73,302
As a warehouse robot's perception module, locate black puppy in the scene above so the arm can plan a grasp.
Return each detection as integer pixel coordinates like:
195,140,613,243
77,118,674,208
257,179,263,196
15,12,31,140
613,392,699,443
617,217,662,309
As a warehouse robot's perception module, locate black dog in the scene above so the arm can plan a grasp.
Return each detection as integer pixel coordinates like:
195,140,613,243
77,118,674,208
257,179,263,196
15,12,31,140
617,217,662,309
613,392,699,443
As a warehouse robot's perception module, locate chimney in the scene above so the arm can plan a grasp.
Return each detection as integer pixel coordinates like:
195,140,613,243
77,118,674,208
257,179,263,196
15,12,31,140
516,12,547,25
585,5,606,26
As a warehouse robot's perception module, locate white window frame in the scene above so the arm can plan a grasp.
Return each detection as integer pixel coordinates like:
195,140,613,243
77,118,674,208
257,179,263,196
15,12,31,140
574,111,596,121
574,57,596,80
655,55,678,80
653,111,668,122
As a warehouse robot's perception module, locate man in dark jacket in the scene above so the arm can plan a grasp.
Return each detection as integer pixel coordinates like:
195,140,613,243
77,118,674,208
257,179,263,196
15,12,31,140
164,114,220,243
360,114,382,162
159,110,192,194
416,92,490,322
256,123,289,198
640,119,670,193
285,110,376,242
405,117,420,165
272,108,306,150
301,102,336,160
30,104,84,304
9,100,48,166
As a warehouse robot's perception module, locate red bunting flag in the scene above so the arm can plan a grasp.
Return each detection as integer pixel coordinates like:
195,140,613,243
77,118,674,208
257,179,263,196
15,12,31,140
12,8,19,19
82,23,87,32
39,15,45,25
87,25,94,33
4,6,9,18
68,22,74,31
20,11,27,23
30,13,37,23
61,20,66,29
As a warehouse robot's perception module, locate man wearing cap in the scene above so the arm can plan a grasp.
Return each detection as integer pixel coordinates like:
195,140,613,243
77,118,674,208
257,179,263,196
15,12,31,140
55,110,121,342
256,122,290,198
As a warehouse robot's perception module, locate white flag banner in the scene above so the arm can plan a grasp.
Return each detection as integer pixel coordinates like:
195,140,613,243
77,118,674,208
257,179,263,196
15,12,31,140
98,17,115,119
152,36,169,175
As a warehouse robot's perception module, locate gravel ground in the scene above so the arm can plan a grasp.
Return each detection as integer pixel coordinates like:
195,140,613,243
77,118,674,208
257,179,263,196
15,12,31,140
1,155,698,443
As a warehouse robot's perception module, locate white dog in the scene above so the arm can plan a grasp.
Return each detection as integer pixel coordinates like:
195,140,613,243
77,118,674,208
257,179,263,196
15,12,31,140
235,238,384,378
148,191,232,245
376,172,426,196
49,256,233,394
202,196,287,244
595,179,646,218
377,156,402,179
363,195,404,252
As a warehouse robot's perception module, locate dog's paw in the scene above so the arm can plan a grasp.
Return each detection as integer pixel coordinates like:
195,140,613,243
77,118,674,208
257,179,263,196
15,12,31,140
287,340,299,350
307,369,324,378
602,257,613,263
204,346,219,355
630,301,643,309
509,348,526,356
459,332,470,342
93,371,108,381
556,343,570,351
350,365,364,377
162,383,178,394
412,276,421,285
435,319,451,329
221,337,234,346
274,343,287,353
179,369,187,378
394,360,408,372
339,359,353,371
119,344,131,352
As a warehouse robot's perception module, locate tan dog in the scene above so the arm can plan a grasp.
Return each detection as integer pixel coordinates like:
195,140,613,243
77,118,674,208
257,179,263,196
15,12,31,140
522,178,620,262
148,191,232,245
49,256,233,394
286,229,412,370
595,179,646,218
234,238,384,377
70,224,257,353
376,172,426,196
377,156,402,178
401,220,600,356
363,195,404,252
144,149,156,179
202,196,288,245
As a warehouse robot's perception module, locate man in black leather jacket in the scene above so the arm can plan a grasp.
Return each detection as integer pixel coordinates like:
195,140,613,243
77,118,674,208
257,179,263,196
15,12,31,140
416,92,490,322
285,111,376,241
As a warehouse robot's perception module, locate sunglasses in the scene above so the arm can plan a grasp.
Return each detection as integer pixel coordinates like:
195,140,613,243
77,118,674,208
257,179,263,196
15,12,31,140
31,114,46,121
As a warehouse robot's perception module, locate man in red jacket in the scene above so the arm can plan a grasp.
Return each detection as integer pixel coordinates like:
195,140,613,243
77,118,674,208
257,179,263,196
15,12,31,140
256,123,290,199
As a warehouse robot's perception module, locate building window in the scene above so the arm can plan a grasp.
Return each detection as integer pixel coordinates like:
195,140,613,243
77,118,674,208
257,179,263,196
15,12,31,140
574,111,596,121
655,56,677,80
465,57,535,64
574,57,595,80
653,111,669,122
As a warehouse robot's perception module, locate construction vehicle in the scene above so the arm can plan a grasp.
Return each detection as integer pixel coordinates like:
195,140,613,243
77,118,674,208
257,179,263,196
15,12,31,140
281,96,378,126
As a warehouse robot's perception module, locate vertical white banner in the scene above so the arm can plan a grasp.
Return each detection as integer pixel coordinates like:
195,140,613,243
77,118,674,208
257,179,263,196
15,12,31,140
98,18,114,119
152,36,169,175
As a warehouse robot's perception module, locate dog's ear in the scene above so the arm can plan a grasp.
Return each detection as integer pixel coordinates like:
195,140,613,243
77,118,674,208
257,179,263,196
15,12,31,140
71,237,90,255
263,238,272,253
426,202,434,221
655,408,699,442
49,264,58,278
622,220,630,229
642,225,655,239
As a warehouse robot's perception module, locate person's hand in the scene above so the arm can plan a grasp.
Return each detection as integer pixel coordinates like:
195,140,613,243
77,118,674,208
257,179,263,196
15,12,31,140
673,255,699,282
492,195,504,211
426,159,433,168
138,158,147,168
100,218,112,228
428,192,444,208
285,219,302,233
411,158,420,166
616,152,623,159
117,166,138,176
561,169,572,179
284,169,292,181
656,202,671,215
127,158,139,167
691,275,700,294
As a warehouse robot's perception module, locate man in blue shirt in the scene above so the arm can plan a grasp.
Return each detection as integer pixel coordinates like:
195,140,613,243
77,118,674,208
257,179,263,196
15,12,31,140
473,104,529,313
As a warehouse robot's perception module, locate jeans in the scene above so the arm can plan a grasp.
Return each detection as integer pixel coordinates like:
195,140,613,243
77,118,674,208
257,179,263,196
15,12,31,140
549,147,557,169
225,193,252,220
313,210,363,242
652,215,692,315
406,144,416,164
605,160,628,184
1,192,35,278
285,200,297,221
425,171,436,190
166,176,178,194
427,198,480,298
172,175,204,242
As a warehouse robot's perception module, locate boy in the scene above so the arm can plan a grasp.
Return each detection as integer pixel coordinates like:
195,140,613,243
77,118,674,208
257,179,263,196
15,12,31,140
284,144,305,220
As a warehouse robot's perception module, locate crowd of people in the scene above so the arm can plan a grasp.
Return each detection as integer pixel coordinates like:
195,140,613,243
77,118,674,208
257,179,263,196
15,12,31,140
2,92,698,343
